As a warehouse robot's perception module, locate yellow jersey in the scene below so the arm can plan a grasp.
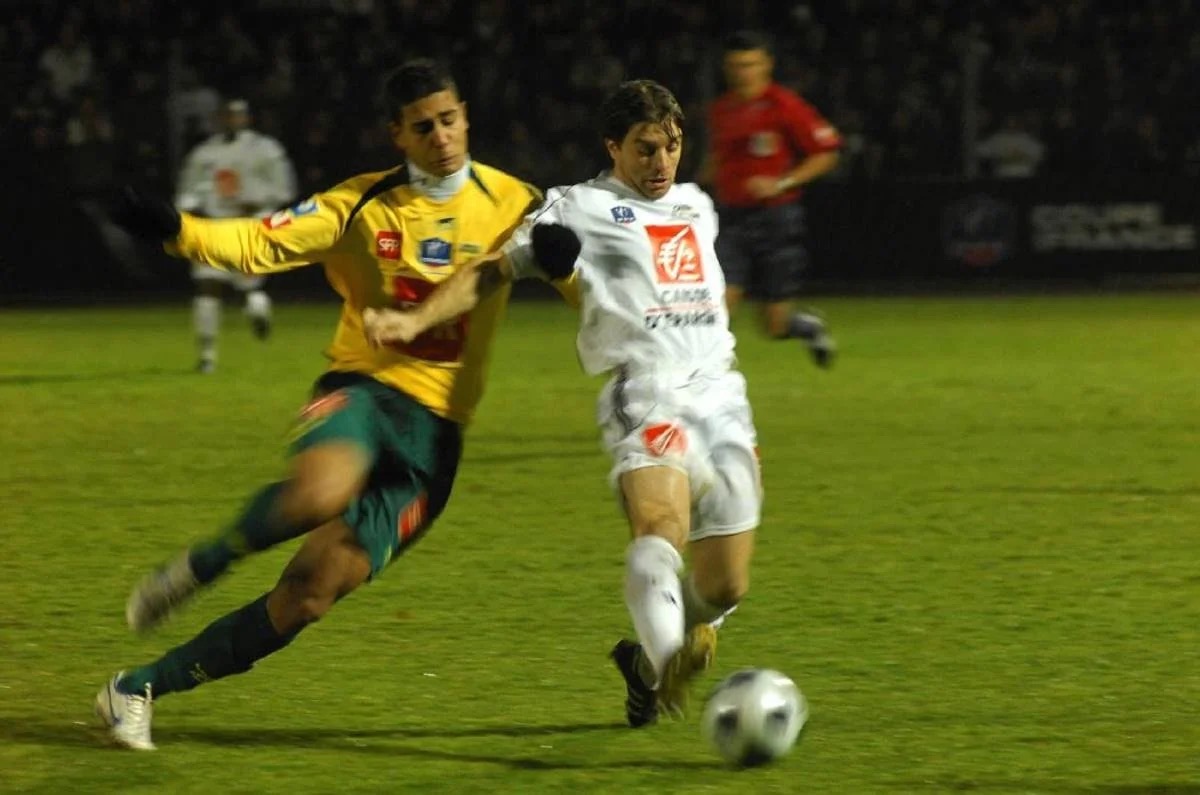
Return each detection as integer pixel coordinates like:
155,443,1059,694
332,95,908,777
170,161,575,424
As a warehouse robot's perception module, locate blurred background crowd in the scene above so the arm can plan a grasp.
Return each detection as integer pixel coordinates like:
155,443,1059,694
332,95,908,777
5,0,1200,205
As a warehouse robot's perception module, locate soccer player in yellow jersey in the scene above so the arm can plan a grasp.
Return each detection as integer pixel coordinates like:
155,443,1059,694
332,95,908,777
94,59,575,751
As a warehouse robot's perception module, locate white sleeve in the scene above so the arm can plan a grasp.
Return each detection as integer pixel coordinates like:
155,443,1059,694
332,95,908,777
500,185,571,281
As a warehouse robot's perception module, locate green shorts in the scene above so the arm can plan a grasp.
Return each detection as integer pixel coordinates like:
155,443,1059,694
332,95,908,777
289,371,462,577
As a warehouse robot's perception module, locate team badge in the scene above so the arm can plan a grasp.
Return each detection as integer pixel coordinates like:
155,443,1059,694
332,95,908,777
610,205,637,224
748,131,780,157
418,237,453,266
292,198,319,216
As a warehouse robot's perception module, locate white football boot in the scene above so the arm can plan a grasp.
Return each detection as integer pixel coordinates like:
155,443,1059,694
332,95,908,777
95,672,155,750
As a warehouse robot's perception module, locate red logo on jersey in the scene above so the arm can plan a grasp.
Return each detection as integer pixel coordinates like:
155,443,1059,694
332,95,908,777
376,231,402,260
645,224,704,284
214,168,241,199
642,422,688,457
262,210,292,230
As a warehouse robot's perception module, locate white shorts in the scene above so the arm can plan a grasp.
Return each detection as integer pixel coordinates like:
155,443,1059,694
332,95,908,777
597,367,762,541
191,262,265,291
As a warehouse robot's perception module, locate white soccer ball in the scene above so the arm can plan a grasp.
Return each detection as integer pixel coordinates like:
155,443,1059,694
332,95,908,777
701,669,808,767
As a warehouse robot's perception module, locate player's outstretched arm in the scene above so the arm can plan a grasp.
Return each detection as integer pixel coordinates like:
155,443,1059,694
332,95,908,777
110,184,344,275
363,222,581,347
363,250,512,347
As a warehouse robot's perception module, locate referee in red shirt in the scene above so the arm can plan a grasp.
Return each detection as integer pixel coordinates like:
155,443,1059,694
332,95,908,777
702,31,841,367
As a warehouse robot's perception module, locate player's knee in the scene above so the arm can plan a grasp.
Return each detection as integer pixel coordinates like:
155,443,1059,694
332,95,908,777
280,446,369,529
294,592,335,625
276,477,355,529
628,510,688,550
270,576,338,632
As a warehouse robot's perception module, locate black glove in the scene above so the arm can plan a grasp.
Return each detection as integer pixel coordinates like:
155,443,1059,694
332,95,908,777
110,185,182,241
531,222,581,280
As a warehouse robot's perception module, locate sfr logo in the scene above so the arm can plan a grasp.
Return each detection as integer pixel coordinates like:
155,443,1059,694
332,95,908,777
376,231,402,260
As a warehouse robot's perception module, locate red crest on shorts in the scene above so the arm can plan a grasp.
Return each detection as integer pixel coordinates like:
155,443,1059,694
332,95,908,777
299,391,348,420
397,491,429,544
642,422,688,457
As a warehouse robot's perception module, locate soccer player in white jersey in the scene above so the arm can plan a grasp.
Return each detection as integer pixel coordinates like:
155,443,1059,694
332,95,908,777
362,79,759,726
175,98,297,372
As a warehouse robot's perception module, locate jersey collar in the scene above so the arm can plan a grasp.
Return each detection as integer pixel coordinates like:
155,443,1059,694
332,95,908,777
407,157,472,201
598,170,677,204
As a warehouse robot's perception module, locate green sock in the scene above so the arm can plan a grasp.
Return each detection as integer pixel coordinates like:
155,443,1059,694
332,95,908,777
117,593,298,698
188,482,305,584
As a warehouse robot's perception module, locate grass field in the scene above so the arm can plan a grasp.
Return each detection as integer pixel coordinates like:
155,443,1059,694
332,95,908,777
1,294,1198,794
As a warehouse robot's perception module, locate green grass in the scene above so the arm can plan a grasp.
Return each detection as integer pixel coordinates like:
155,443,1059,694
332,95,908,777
1,294,1198,794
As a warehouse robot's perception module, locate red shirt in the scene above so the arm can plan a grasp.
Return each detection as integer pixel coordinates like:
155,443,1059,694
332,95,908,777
707,83,841,208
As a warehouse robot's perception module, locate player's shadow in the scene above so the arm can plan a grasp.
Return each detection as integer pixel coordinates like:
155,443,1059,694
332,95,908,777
161,721,725,771
0,716,724,771
889,780,1200,794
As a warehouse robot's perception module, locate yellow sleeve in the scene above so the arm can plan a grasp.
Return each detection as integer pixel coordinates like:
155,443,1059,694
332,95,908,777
167,180,362,275
549,271,581,309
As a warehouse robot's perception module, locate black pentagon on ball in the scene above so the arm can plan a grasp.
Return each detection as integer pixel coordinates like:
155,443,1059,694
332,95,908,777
739,741,776,768
764,705,792,732
715,709,740,739
723,670,759,688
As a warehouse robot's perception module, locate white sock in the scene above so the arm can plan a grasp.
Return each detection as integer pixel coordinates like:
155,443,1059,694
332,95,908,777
683,574,737,631
244,289,271,320
624,535,685,686
193,295,220,357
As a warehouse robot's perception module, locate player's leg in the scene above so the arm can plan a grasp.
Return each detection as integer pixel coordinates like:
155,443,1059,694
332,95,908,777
676,371,763,678
684,529,754,632
618,464,696,716
98,518,372,750
191,264,227,373
231,271,271,340
756,205,835,366
126,381,377,632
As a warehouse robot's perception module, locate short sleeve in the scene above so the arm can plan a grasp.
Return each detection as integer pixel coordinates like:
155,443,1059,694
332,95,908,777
501,185,571,281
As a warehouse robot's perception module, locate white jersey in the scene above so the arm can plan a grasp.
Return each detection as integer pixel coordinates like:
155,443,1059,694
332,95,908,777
505,173,736,377
175,130,296,219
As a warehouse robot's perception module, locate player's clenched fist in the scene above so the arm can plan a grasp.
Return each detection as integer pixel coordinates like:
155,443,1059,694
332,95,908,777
362,307,420,348
110,186,182,242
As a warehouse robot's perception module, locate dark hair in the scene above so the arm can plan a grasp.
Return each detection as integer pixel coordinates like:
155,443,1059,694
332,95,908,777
723,30,773,55
382,58,458,119
599,79,685,144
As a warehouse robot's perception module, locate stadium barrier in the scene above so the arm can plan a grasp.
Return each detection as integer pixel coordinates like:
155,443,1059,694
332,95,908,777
3,177,1197,302
803,176,1198,284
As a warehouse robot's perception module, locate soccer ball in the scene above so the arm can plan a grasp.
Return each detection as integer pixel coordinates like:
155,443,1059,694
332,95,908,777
701,669,808,767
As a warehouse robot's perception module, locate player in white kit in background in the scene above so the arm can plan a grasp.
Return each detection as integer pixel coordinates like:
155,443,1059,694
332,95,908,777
175,99,297,373
361,79,761,727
